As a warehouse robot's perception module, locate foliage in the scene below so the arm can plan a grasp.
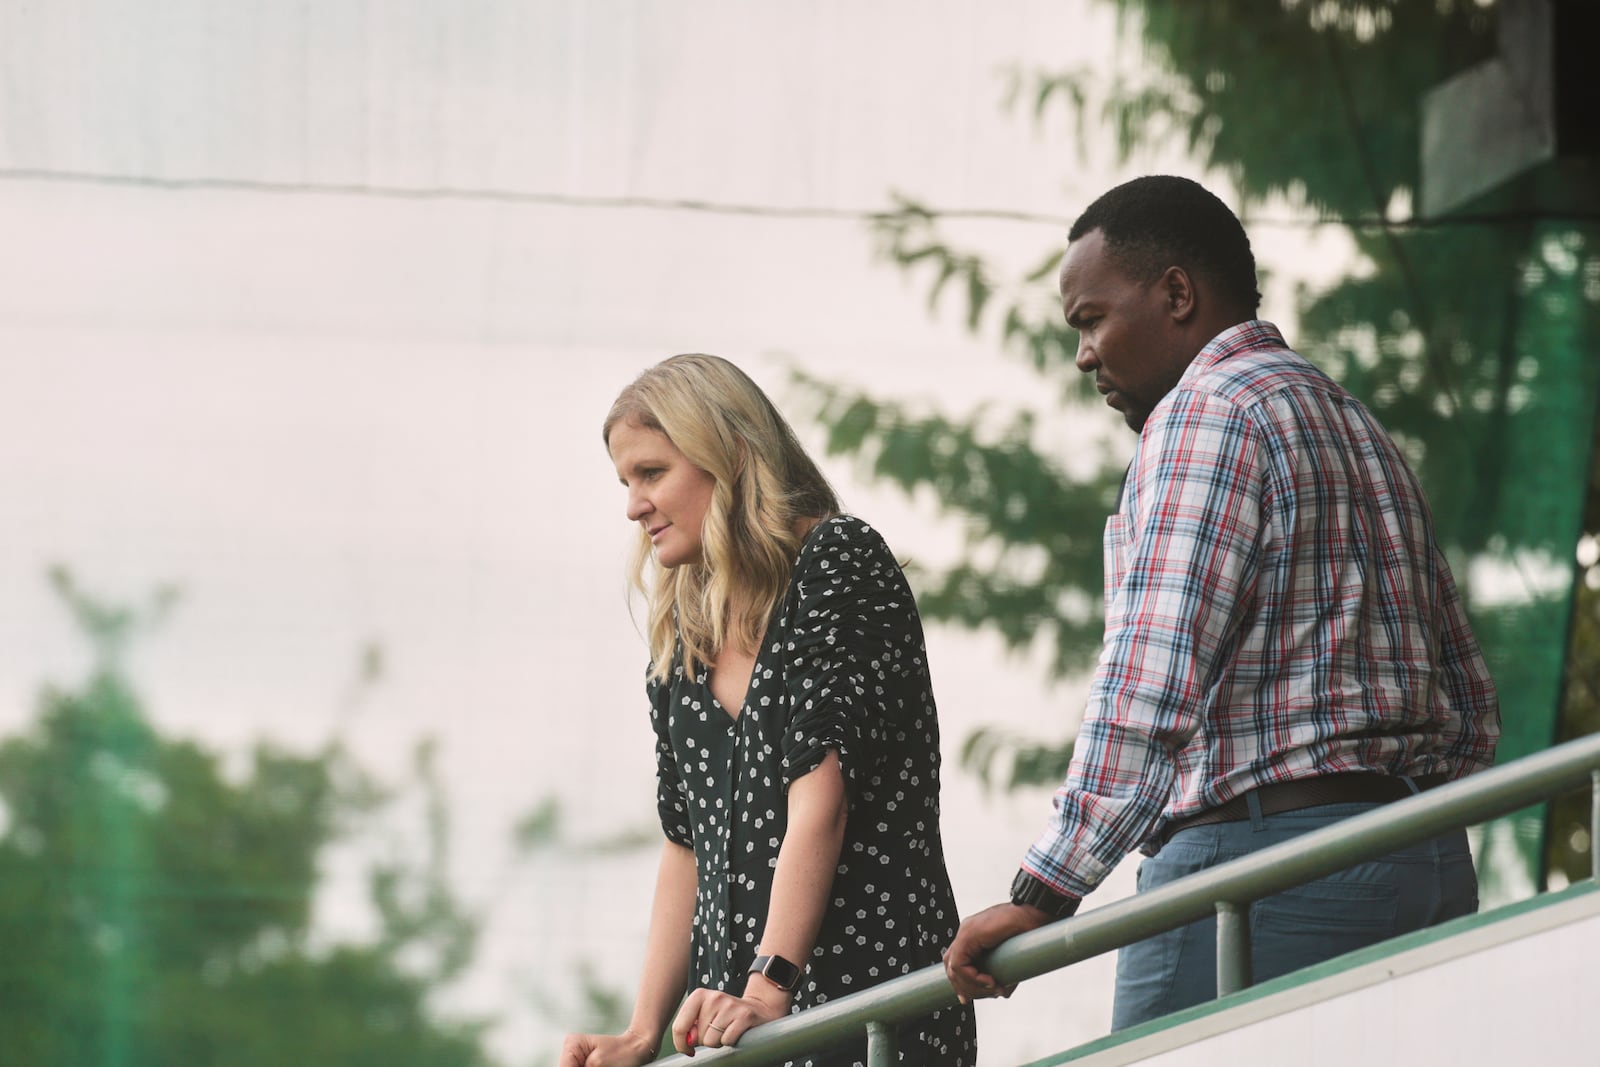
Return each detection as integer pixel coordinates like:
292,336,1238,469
808,0,1600,893
793,363,1118,681
0,572,493,1067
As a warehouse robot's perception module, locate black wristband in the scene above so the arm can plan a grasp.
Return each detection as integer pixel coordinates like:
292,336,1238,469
1009,869,1080,918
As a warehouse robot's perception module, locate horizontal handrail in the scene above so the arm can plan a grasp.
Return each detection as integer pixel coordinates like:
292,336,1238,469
649,731,1600,1065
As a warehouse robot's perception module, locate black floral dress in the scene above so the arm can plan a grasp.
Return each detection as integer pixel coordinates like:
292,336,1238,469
648,516,976,1066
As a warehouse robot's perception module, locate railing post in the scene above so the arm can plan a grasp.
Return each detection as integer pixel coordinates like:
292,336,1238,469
1215,900,1252,996
865,1020,896,1067
1591,769,1600,883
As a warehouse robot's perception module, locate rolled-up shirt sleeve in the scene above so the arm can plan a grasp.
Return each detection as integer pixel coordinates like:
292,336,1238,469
780,520,910,809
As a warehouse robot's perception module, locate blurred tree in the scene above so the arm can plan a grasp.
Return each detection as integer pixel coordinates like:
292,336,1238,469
0,570,493,1067
801,0,1600,888
512,797,665,1065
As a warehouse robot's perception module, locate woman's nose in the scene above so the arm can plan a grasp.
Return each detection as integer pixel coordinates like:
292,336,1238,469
626,490,651,522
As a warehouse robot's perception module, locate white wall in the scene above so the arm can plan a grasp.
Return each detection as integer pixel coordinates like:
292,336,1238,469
0,2,1347,1063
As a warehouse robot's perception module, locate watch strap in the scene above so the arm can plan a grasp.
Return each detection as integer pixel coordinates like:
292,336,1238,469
748,953,802,991
1010,868,1080,918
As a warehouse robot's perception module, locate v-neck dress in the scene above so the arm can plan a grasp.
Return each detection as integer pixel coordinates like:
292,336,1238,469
647,516,975,1066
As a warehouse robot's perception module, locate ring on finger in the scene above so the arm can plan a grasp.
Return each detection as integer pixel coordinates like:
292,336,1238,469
706,1023,725,1033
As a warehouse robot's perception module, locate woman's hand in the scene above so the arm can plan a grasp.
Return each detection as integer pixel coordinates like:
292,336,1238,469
557,1027,658,1067
669,986,789,1054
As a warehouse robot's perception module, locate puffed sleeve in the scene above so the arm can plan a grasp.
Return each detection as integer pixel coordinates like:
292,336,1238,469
647,665,693,847
780,517,920,807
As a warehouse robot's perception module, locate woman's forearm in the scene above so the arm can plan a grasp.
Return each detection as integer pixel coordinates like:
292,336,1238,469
627,840,698,1043
745,750,848,1003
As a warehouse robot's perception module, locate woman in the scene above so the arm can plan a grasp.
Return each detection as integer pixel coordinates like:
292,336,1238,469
559,355,975,1066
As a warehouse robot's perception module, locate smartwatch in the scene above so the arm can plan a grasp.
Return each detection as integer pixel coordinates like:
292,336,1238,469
748,953,802,992
1009,869,1080,918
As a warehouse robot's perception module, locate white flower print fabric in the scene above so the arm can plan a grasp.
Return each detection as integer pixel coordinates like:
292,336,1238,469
647,516,976,1066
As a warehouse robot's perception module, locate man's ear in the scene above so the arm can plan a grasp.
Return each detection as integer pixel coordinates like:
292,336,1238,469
1163,266,1197,323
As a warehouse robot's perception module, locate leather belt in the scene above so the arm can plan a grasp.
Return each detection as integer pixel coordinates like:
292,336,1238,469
1154,771,1450,850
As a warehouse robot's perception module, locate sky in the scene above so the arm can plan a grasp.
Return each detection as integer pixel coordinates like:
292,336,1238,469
0,2,1355,1063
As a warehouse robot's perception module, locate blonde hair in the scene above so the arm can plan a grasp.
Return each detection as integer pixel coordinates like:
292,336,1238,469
603,354,840,683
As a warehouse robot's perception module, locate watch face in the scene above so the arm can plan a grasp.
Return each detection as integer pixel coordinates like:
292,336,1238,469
768,956,800,988
753,954,801,990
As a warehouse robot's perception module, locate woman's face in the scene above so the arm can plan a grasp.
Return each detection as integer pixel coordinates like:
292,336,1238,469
608,419,716,568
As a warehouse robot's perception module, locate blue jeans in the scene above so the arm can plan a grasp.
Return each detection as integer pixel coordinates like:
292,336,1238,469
1110,798,1479,1030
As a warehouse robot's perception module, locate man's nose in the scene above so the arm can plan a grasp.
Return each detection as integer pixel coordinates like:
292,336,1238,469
1074,340,1098,374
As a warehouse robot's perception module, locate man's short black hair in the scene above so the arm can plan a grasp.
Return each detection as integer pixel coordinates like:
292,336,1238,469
1068,175,1261,315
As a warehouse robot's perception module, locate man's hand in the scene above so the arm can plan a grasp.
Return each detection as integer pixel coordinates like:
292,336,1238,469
943,902,1056,1003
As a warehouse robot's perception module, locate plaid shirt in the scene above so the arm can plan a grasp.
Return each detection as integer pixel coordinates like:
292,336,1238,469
1024,321,1500,902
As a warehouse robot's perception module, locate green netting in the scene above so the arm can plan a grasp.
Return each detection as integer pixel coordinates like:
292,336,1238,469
1446,220,1600,899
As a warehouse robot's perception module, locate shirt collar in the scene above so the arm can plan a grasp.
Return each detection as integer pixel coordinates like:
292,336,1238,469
1176,320,1289,388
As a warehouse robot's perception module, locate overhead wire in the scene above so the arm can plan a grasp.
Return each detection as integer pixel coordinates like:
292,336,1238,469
3,166,1598,231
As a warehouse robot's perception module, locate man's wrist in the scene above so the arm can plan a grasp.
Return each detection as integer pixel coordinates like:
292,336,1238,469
1009,868,1080,918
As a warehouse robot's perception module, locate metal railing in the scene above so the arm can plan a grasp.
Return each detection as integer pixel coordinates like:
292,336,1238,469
649,732,1600,1065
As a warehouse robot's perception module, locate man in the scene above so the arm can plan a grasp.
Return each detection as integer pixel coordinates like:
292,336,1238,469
943,175,1500,1028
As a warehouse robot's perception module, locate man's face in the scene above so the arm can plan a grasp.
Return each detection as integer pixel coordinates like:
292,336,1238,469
1059,229,1192,433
